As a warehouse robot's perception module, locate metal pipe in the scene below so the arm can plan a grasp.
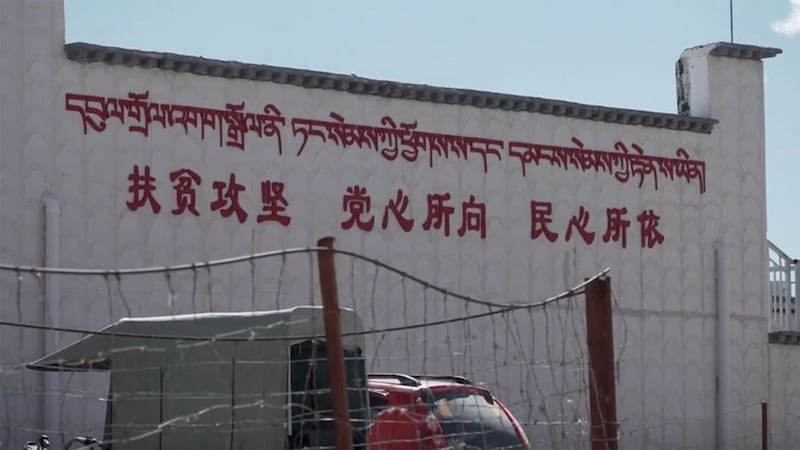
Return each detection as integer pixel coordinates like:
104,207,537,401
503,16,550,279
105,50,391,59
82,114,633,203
793,261,799,331
785,262,792,330
714,240,730,450
761,402,768,450
42,192,61,435
729,0,734,43
316,237,353,450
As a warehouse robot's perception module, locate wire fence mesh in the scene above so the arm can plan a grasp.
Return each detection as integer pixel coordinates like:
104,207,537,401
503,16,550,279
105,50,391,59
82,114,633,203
0,243,616,450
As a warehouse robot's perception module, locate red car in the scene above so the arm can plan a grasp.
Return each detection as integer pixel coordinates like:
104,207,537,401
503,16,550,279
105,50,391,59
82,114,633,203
366,373,530,450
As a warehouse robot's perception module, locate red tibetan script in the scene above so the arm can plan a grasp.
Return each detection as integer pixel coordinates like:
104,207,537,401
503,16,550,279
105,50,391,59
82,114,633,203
65,92,285,152
67,91,707,193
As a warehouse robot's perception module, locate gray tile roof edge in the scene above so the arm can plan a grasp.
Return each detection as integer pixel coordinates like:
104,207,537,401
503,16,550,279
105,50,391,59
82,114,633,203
705,41,783,60
768,331,800,345
64,42,723,134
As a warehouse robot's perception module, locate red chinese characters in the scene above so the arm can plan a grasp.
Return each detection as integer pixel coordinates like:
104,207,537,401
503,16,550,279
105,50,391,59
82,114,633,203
125,165,294,226
530,201,558,242
457,195,486,239
342,185,376,232
637,209,664,249
126,165,161,213
169,169,201,216
529,201,662,249
124,164,667,249
211,174,248,224
258,181,291,226
602,207,631,248
422,193,455,236
566,206,595,244
341,187,488,240
381,189,414,232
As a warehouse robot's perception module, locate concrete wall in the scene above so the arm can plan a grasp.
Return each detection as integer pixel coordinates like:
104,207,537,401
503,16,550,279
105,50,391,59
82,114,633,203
768,341,800,450
0,0,780,448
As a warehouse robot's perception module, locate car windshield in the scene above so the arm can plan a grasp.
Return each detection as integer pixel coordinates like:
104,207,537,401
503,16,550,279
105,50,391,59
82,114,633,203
431,390,524,450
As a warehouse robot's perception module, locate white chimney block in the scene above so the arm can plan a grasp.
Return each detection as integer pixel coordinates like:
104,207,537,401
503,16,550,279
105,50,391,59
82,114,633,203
676,42,781,120
675,41,781,242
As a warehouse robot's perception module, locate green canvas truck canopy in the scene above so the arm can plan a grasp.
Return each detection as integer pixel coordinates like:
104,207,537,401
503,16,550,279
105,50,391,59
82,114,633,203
27,306,368,450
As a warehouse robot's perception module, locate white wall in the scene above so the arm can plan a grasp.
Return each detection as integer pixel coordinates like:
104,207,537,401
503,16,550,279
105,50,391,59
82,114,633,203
0,1,780,449
768,341,800,450
0,1,67,448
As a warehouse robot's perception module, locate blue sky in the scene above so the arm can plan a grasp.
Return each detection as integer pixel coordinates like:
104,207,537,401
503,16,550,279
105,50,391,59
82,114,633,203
65,0,800,255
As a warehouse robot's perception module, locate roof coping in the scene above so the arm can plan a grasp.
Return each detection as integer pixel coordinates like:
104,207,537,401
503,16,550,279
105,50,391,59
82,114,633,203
64,42,719,134
684,42,783,61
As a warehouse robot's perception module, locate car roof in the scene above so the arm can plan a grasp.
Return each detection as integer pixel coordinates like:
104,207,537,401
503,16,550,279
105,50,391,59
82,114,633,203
368,380,420,393
417,378,464,388
367,373,488,391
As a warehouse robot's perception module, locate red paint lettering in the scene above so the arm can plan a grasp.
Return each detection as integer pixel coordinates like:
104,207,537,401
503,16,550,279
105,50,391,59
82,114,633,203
341,185,375,231
169,168,201,216
530,200,558,242
457,195,487,239
565,206,595,244
422,193,455,236
257,181,291,226
602,207,631,248
123,92,152,137
65,93,108,134
637,209,665,248
126,165,161,213
381,189,414,232
211,174,248,223
66,91,708,194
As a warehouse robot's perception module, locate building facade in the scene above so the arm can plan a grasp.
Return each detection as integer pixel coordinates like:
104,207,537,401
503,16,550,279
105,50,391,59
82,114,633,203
0,0,792,449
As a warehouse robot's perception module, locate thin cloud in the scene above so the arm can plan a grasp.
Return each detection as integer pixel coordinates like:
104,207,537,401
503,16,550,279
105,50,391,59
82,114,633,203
771,0,800,36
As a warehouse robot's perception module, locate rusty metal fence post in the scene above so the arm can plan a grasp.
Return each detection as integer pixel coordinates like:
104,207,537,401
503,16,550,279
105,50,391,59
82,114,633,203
585,276,618,450
316,237,353,450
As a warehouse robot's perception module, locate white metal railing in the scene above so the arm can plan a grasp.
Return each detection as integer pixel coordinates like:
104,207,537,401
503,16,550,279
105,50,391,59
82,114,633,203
769,240,799,332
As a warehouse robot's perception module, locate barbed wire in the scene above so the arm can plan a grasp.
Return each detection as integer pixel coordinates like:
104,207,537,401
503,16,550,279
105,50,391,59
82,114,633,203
0,274,602,345
0,244,610,450
0,246,325,276
0,247,600,310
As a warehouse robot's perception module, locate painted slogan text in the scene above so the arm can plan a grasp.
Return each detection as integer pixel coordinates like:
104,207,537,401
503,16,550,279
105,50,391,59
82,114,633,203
65,91,692,249
65,92,706,194
126,164,664,249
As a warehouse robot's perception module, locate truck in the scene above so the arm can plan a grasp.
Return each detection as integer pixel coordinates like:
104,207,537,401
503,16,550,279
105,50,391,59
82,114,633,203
26,305,370,449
